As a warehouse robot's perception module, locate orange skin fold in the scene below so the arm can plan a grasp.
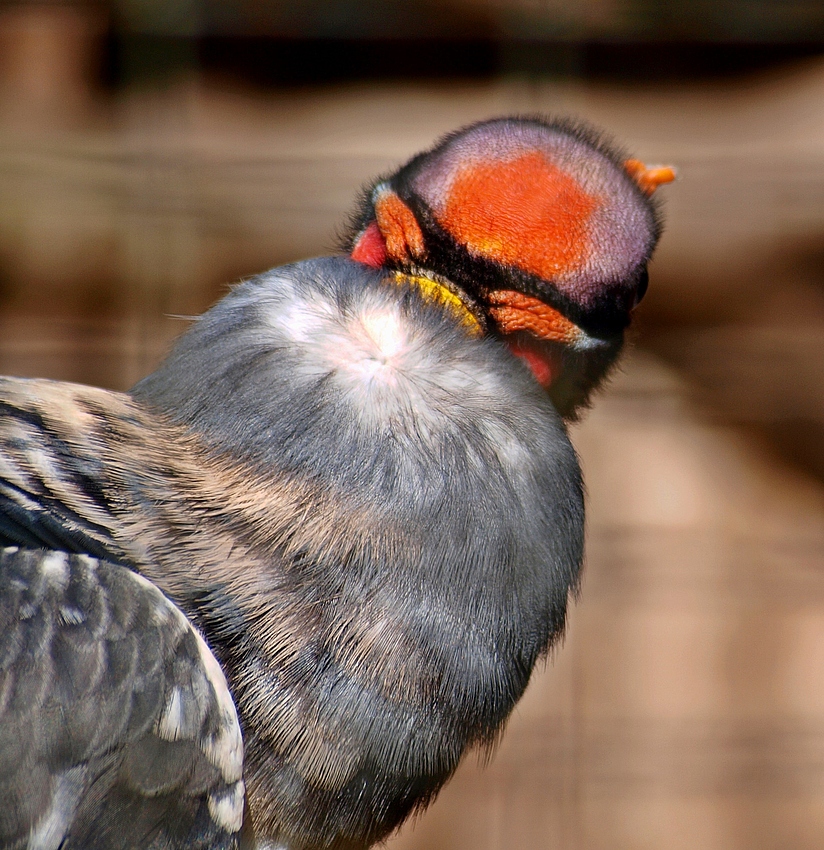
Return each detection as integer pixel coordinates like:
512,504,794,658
624,159,677,196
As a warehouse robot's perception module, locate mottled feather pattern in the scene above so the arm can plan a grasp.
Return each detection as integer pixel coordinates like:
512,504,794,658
0,391,122,559
0,547,243,850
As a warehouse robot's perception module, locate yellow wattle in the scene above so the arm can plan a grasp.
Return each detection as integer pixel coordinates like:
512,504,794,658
390,271,482,336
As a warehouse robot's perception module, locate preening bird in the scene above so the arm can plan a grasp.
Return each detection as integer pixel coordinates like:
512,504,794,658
0,117,673,849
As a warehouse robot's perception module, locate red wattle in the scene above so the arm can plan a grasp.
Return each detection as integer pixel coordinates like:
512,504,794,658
351,222,387,268
507,342,556,389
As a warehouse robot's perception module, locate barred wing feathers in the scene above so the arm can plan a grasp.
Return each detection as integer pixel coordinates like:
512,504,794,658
0,380,246,850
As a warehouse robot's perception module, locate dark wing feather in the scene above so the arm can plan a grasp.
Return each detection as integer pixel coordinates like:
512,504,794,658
0,395,124,561
0,546,245,850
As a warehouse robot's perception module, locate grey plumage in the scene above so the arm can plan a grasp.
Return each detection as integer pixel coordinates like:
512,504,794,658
0,259,582,849
0,116,671,849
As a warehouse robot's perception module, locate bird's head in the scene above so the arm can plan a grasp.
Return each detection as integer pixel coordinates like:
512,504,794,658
346,116,675,419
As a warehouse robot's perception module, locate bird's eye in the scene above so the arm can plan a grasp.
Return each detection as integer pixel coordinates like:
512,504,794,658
632,268,649,309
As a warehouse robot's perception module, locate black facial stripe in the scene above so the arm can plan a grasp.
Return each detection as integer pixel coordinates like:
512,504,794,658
396,192,636,339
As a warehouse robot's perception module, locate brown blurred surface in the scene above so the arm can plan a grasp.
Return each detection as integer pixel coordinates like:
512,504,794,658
3,7,824,846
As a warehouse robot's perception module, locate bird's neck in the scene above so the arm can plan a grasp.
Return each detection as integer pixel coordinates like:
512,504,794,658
351,217,485,336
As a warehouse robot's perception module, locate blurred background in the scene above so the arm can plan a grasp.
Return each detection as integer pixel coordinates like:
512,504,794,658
2,0,824,846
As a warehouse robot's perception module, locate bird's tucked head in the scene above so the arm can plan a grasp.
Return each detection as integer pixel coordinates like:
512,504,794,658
345,116,675,418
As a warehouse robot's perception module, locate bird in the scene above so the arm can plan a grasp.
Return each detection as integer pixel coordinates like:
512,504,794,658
0,117,673,850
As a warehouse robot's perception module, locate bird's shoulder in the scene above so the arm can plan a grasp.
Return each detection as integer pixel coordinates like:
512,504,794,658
0,377,149,558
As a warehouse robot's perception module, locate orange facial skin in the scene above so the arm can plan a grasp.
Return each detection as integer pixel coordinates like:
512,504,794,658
487,289,584,390
374,189,426,264
439,151,600,282
345,118,676,413
349,148,677,398
352,190,428,268
486,290,582,346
